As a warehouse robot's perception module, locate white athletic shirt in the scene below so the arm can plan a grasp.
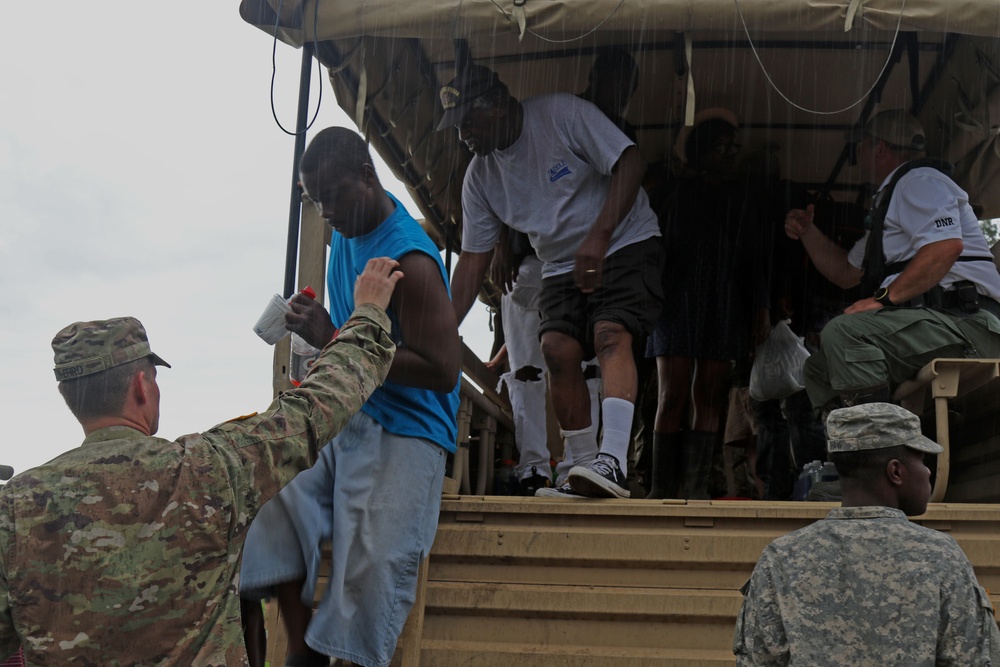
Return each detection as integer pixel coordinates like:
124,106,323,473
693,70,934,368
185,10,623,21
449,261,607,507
461,93,660,278
847,164,1000,301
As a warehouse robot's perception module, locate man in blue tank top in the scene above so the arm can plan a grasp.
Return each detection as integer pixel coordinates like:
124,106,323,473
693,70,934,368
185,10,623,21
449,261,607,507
240,128,461,667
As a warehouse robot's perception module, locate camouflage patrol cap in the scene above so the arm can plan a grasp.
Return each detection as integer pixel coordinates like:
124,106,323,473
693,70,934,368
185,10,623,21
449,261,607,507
827,403,943,454
52,317,171,381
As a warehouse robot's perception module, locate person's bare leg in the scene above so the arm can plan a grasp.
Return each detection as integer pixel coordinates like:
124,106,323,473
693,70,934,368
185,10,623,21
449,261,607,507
691,359,730,433
654,356,693,434
564,321,637,497
240,597,267,667
276,580,327,666
592,320,636,470
540,330,590,430
542,330,598,473
593,321,636,403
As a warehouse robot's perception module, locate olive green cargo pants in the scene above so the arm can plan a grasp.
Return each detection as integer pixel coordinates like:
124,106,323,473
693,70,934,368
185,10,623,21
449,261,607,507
804,307,1000,411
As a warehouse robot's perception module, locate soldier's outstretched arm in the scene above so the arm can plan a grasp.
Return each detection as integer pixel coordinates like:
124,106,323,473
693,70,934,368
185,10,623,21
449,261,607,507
198,258,400,512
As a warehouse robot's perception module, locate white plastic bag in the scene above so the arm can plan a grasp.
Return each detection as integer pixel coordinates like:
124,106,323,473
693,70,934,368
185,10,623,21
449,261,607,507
749,320,810,401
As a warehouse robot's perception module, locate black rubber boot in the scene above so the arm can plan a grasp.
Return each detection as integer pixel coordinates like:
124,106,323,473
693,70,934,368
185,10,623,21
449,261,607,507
645,432,682,499
839,384,891,407
681,431,717,500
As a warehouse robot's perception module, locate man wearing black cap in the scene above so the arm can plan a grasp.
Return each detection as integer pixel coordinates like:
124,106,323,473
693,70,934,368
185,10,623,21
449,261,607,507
735,402,1000,664
784,109,1000,413
0,259,400,666
441,62,663,499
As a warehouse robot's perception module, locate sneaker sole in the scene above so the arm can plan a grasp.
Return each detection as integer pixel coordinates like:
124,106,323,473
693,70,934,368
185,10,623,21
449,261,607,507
567,467,631,499
534,487,588,499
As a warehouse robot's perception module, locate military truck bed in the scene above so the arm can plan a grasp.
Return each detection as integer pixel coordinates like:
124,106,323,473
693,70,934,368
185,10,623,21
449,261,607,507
260,498,1000,665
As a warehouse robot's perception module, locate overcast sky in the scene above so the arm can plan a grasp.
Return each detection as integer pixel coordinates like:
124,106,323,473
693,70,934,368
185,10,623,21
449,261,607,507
0,3,494,479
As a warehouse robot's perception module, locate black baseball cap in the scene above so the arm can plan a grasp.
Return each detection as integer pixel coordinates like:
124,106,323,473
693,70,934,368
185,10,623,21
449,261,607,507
436,65,504,131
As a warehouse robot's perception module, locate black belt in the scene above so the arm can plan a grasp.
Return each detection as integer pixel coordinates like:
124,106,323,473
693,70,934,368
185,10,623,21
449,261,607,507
897,281,1000,318
936,290,1000,318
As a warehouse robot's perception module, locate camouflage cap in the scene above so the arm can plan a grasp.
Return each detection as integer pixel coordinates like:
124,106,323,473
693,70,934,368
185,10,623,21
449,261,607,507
827,403,943,454
52,317,171,381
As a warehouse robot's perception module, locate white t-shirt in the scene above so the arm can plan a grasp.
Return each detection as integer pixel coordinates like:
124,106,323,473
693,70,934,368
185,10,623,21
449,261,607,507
848,165,1000,301
461,93,660,278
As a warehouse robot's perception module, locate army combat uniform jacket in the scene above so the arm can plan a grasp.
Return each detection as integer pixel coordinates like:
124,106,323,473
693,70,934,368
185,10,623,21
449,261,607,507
734,506,1000,666
0,304,394,666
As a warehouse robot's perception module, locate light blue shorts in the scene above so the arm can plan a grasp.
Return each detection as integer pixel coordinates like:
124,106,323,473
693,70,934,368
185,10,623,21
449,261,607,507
240,411,446,667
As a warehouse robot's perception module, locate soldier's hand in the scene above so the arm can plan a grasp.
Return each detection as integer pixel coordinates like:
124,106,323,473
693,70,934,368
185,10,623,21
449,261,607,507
286,293,337,349
354,257,403,311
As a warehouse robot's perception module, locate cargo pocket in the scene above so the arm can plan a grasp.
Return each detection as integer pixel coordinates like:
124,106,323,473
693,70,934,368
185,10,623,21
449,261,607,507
833,345,887,390
842,346,886,363
983,311,1000,335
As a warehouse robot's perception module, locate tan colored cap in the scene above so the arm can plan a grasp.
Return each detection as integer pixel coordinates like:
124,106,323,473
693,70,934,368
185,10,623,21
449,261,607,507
827,403,942,454
846,110,926,152
53,317,170,381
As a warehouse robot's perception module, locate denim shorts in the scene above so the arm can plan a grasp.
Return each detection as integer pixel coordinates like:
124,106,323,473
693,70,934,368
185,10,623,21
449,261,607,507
240,411,446,667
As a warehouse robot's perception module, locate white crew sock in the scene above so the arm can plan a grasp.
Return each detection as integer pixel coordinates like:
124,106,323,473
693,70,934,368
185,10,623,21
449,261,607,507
562,425,598,470
599,397,634,478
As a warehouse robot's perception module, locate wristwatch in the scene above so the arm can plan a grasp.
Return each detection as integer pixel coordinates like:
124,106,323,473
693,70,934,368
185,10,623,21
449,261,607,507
873,286,895,307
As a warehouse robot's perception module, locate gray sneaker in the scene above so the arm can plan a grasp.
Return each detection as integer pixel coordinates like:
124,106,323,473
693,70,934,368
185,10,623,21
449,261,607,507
535,481,588,498
567,454,631,499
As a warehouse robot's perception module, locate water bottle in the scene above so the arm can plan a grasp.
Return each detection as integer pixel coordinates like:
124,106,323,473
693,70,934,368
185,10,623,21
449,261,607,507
793,460,823,501
290,334,322,384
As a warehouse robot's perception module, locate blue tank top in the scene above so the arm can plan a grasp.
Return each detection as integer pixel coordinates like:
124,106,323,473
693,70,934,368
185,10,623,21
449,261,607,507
326,193,459,452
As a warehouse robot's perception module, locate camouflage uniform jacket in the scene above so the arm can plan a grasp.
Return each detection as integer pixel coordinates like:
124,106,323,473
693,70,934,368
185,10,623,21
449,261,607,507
734,506,999,666
0,305,395,666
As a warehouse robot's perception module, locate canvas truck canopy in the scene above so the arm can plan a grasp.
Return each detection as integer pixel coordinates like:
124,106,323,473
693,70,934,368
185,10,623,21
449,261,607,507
240,0,1000,246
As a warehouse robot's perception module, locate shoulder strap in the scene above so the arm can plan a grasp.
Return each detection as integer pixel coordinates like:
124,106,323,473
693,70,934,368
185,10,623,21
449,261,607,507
859,158,955,294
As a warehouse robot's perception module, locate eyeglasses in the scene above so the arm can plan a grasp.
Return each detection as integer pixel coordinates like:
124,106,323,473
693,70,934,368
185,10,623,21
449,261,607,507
712,141,741,157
